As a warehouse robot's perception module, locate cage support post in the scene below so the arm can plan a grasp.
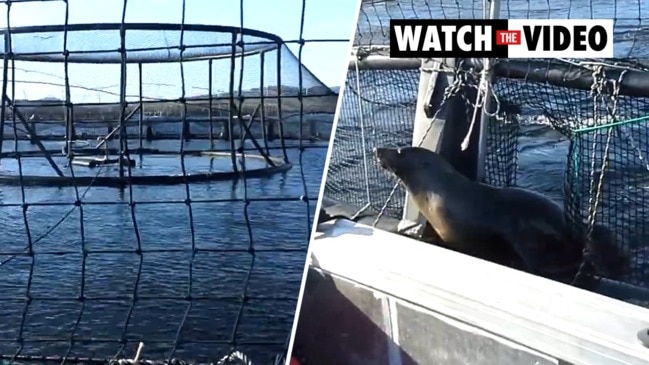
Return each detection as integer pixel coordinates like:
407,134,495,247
181,103,190,141
0,33,9,166
63,36,74,157
259,51,270,154
208,59,214,147
267,50,279,143
118,110,125,180
267,114,277,141
65,104,76,156
221,113,231,141
475,0,501,182
117,24,128,181
138,62,144,159
398,58,459,236
276,43,289,163
227,33,238,172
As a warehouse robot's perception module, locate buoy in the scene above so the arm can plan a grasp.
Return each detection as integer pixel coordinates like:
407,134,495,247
71,156,136,168
71,158,98,168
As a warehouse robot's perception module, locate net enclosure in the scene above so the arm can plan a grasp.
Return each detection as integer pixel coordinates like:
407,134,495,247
1,22,337,186
0,0,341,364
324,0,649,307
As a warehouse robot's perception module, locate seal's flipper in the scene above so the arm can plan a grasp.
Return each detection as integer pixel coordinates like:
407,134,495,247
316,209,337,225
315,209,352,232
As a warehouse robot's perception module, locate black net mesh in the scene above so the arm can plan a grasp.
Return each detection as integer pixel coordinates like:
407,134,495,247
325,68,418,218
474,63,649,294
5,27,336,147
324,0,649,307
0,0,345,364
325,0,647,220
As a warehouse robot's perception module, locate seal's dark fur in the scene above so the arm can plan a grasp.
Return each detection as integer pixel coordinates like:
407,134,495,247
374,146,628,284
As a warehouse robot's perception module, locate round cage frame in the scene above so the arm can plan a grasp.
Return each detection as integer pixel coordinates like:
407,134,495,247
0,23,300,187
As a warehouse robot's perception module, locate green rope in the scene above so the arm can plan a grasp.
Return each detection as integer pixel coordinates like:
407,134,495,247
574,114,649,134
571,137,582,181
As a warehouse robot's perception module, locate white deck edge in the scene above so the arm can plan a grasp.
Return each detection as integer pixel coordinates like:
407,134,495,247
311,219,649,365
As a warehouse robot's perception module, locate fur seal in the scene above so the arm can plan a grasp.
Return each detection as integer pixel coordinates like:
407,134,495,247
374,146,627,284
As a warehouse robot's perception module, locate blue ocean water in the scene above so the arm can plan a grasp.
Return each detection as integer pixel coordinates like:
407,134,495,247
0,115,331,363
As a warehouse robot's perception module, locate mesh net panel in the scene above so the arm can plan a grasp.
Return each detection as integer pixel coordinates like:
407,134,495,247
473,64,649,293
324,0,647,219
325,68,418,218
7,34,336,143
325,0,649,306
0,0,342,364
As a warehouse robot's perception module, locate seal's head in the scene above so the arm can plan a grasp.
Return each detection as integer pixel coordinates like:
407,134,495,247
374,146,468,194
374,146,458,174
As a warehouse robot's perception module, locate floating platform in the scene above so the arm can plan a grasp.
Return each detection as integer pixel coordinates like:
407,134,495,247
71,155,137,168
0,140,292,186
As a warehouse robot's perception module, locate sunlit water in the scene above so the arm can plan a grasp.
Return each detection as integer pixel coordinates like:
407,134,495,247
0,115,330,363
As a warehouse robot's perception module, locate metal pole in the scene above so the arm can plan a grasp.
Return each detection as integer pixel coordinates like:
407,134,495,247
0,33,10,166
276,44,288,162
117,24,127,180
259,51,269,155
227,33,238,172
208,59,214,147
138,62,143,157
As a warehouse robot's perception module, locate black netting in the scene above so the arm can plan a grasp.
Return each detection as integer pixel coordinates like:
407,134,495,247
481,66,649,294
6,34,336,146
325,0,649,307
0,0,345,364
324,68,418,218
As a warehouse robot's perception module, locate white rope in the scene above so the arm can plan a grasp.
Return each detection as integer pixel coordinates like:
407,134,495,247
571,65,619,284
216,351,253,365
132,342,145,365
461,70,489,151
101,343,254,365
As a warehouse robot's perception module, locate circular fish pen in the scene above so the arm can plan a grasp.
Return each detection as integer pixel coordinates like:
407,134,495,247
0,149,289,186
0,23,336,187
